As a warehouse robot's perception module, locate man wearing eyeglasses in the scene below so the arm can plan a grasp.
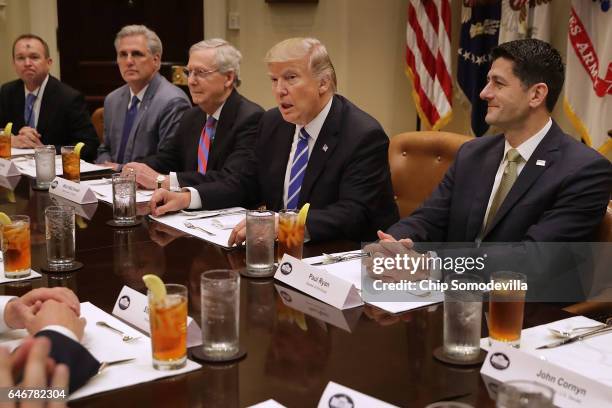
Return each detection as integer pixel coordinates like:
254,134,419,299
96,25,190,170
129,39,263,210
0,34,99,161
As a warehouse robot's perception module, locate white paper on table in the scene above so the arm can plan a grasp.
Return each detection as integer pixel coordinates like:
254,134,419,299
248,400,287,408
149,208,246,248
12,155,107,178
80,179,153,203
303,251,441,314
211,213,246,229
11,147,35,156
481,315,612,387
0,302,201,401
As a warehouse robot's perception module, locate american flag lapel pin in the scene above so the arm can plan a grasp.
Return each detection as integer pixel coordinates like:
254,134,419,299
322,144,328,152
536,160,546,167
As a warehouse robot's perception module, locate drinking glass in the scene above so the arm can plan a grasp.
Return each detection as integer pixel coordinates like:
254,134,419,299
201,270,240,360
35,145,56,189
496,380,554,408
246,210,275,275
0,131,10,159
112,172,136,224
443,273,483,361
277,210,304,261
1,215,31,278
148,283,188,370
61,146,80,182
489,271,527,348
45,206,75,270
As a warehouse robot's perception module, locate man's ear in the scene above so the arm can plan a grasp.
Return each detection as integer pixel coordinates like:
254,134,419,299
528,82,548,109
224,71,235,88
318,75,331,95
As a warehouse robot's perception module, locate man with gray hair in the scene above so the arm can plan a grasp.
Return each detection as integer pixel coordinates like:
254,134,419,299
134,38,263,210
97,25,190,169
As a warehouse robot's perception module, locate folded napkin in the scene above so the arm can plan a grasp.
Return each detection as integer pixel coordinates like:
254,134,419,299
212,214,245,229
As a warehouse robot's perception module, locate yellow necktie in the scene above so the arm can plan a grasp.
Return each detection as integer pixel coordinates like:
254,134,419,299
484,148,522,233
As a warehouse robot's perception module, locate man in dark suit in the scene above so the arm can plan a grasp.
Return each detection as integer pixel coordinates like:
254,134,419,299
127,39,263,210
226,37,398,243
1,288,99,393
366,40,611,300
0,34,99,161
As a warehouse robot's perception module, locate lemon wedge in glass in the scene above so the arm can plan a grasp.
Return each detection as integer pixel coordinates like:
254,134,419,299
143,274,167,302
0,211,11,226
73,142,85,157
297,203,310,226
3,122,12,136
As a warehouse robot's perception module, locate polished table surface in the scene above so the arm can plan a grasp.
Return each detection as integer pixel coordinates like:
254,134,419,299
0,175,572,408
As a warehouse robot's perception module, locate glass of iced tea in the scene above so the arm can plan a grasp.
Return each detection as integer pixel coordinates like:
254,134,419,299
61,146,80,182
0,131,11,159
488,271,527,348
2,215,31,278
277,210,304,262
148,283,188,370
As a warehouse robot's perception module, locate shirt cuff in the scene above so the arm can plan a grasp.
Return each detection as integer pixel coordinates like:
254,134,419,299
169,172,180,191
185,187,203,209
39,325,79,342
0,297,17,332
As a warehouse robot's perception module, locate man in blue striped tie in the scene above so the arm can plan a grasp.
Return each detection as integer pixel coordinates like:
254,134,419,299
228,37,399,244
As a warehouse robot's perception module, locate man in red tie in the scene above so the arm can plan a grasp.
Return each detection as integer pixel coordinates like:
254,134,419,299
127,38,263,210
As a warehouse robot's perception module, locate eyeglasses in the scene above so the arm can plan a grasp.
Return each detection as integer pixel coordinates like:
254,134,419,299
182,67,218,79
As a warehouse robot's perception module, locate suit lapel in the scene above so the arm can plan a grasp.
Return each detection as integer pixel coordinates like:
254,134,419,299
13,81,26,129
269,120,295,210
298,96,340,205
465,136,504,240
34,76,58,137
484,124,561,237
186,110,207,170
209,90,239,169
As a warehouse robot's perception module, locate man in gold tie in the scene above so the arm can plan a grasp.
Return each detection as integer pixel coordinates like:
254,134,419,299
366,40,611,290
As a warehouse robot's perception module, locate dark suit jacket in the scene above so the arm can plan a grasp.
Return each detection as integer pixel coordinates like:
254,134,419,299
387,121,612,242
0,76,99,162
141,89,263,208
35,330,99,393
251,94,399,242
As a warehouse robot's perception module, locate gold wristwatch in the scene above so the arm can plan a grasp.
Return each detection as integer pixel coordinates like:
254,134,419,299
156,175,166,189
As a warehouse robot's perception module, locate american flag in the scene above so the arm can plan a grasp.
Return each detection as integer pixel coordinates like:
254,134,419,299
405,0,453,130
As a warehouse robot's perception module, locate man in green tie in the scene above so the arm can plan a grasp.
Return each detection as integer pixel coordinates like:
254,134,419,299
366,39,611,295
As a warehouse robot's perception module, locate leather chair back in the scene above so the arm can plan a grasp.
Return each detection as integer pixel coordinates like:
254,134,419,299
389,131,472,217
91,107,104,143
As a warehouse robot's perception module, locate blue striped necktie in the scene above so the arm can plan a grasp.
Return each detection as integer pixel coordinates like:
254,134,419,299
197,116,217,174
286,128,310,210
24,93,37,127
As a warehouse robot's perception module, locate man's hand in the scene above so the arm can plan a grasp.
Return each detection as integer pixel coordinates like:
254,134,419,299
25,300,86,341
11,127,43,148
363,230,429,281
0,337,69,408
123,162,165,190
228,214,276,247
4,288,81,330
100,161,120,171
149,189,191,217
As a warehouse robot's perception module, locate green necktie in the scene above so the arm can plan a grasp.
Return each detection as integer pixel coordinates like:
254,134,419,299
484,148,522,233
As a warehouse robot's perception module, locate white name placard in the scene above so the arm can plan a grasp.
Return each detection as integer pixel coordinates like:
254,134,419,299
0,159,21,177
274,255,363,310
48,177,97,204
481,346,612,407
318,381,399,408
112,285,202,347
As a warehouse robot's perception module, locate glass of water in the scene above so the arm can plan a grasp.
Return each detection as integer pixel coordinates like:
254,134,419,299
44,206,75,270
200,269,240,360
443,272,483,362
35,145,56,190
246,210,275,276
112,172,136,224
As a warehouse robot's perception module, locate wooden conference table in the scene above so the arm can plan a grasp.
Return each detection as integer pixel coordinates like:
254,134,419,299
0,174,571,408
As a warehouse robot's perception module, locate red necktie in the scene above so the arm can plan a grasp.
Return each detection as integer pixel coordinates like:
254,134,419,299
197,116,216,174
